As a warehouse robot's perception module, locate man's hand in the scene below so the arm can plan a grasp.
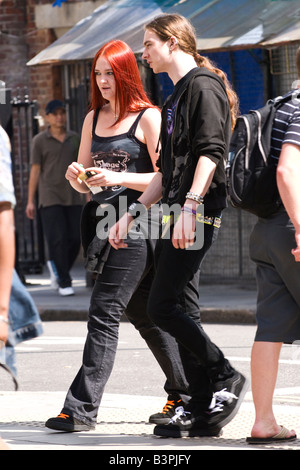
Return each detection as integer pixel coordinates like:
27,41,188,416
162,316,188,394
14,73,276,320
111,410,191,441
172,205,196,249
25,202,35,219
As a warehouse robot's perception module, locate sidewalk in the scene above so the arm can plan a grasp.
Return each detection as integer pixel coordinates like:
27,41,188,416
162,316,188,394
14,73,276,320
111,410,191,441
25,262,258,324
1,391,300,451
1,264,299,451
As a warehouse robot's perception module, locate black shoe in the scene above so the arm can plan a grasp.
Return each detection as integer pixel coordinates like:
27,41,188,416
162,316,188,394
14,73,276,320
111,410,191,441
207,371,249,429
149,395,185,425
45,413,95,432
153,407,222,438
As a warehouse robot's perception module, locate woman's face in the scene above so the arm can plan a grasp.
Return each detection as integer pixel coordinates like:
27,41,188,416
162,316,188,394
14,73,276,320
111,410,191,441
142,29,171,74
94,55,116,102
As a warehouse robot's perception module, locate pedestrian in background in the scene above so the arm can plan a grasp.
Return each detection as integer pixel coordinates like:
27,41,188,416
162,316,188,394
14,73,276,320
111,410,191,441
110,14,248,438
0,124,43,449
45,40,190,433
0,124,43,376
26,100,83,296
246,49,300,445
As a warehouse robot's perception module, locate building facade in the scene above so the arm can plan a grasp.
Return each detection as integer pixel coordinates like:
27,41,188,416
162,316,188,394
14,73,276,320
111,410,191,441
1,0,299,280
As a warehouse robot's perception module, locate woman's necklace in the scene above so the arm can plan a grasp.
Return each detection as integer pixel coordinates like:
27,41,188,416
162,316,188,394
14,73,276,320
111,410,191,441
108,105,119,123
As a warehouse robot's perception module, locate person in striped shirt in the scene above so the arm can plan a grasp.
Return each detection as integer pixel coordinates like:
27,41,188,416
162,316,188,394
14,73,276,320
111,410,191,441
247,49,300,445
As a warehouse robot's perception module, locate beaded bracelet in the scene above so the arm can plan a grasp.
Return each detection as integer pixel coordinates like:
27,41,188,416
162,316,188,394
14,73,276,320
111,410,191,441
0,315,9,324
186,192,204,204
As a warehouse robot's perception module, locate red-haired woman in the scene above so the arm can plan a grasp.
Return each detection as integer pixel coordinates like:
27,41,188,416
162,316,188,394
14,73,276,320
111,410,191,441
45,40,189,432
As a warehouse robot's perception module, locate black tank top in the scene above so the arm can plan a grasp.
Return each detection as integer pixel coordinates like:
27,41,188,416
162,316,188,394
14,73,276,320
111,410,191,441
91,108,154,207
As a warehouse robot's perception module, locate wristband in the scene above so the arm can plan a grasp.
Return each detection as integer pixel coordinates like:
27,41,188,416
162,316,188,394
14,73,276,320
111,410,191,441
0,315,9,324
186,192,204,205
128,201,147,220
181,206,197,216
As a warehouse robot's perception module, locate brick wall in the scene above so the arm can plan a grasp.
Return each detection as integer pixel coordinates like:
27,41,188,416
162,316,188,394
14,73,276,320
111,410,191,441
0,0,64,271
0,0,63,111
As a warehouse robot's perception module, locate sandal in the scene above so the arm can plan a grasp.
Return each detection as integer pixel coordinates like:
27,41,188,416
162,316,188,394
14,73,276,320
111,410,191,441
246,426,297,445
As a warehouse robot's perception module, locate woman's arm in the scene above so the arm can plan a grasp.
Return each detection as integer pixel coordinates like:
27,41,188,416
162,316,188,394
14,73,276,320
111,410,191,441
108,172,163,250
0,203,15,344
65,111,94,193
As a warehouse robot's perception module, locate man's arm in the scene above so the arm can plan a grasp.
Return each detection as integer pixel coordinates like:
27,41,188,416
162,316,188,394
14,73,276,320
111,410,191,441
276,143,300,261
26,164,41,219
172,155,217,249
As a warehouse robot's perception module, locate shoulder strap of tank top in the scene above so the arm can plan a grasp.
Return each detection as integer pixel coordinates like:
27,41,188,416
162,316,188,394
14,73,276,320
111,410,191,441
128,108,147,137
92,108,101,136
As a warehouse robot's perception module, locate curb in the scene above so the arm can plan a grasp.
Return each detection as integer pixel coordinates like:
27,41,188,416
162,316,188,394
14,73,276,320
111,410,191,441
38,307,257,324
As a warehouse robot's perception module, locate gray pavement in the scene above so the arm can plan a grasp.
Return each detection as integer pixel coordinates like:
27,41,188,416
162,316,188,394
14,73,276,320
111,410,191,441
25,262,258,324
1,263,300,451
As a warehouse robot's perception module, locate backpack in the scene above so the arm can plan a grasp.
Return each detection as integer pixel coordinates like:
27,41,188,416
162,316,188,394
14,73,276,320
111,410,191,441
226,93,298,218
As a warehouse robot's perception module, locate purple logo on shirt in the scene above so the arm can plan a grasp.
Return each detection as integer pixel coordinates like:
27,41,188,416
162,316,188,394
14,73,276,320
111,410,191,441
167,102,177,135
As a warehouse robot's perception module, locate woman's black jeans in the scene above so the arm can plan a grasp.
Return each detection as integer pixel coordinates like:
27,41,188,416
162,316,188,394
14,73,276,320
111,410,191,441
147,221,235,411
62,233,189,426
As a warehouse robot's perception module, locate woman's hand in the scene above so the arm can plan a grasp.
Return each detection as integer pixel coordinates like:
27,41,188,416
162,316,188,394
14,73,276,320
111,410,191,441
108,212,134,250
65,161,83,182
85,168,122,188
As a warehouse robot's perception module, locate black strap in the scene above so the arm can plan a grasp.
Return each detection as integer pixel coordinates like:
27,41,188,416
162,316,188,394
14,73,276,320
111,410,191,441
128,109,147,137
272,90,300,109
0,362,19,391
92,108,100,137
92,108,147,138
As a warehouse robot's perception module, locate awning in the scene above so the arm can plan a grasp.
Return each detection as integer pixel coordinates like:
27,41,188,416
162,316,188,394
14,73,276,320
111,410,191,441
27,0,300,66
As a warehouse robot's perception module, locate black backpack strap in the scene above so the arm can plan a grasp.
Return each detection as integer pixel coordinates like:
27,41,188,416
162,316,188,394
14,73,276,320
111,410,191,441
272,90,300,108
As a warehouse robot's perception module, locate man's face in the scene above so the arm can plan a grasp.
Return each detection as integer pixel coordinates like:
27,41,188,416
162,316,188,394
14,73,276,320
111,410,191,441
46,108,66,129
142,29,171,74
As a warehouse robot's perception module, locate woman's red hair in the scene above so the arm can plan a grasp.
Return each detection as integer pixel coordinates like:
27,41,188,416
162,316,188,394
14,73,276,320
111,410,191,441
90,40,155,125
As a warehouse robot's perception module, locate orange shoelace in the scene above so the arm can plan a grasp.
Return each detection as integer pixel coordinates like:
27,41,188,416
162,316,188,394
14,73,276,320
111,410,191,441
162,399,182,414
56,413,70,420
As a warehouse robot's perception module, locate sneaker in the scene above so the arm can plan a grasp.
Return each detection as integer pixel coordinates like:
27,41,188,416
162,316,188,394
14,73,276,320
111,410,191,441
153,407,221,438
149,395,184,424
207,371,249,429
58,287,75,296
45,413,95,432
